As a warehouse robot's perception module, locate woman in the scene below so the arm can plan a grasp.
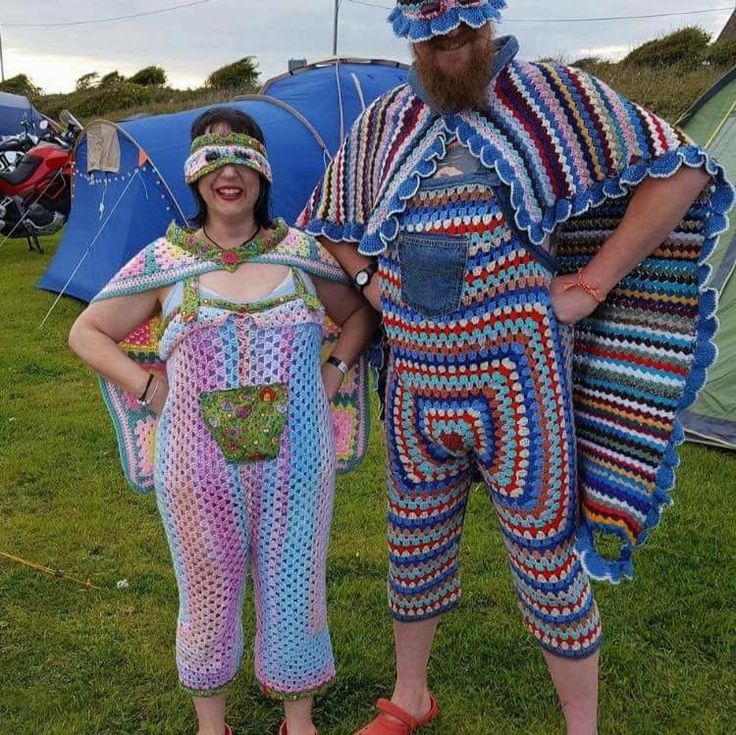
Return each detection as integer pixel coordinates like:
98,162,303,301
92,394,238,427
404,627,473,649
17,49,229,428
69,107,377,735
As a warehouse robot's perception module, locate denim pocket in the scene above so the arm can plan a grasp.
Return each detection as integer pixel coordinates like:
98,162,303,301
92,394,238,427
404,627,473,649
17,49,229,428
398,232,467,318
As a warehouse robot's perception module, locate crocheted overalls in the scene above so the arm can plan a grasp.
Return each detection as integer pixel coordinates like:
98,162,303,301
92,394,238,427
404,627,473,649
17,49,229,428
154,270,336,696
380,145,603,658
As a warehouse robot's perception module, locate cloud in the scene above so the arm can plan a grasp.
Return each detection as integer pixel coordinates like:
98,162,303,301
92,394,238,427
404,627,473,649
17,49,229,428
572,46,632,62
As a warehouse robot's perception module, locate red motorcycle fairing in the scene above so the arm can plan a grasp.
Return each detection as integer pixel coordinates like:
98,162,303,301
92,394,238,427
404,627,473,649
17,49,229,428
0,142,70,199
0,111,81,250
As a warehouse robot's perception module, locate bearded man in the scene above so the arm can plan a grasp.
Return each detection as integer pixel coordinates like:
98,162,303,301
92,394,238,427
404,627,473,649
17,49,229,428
299,2,733,733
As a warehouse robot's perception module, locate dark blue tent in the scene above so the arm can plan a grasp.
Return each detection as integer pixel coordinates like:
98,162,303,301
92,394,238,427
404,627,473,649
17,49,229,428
39,58,407,303
0,91,44,137
260,58,408,153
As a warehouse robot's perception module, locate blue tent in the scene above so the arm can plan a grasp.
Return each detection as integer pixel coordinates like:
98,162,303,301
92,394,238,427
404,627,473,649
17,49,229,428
39,58,407,303
0,91,44,137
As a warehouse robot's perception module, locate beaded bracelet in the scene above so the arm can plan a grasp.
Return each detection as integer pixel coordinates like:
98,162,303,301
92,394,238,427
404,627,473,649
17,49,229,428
562,270,606,304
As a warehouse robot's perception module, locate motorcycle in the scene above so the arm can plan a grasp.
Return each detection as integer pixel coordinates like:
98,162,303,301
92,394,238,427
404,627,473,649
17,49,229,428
0,110,83,254
0,124,39,172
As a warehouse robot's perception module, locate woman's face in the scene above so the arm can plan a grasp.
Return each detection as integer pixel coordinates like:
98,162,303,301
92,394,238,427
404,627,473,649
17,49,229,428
196,122,261,226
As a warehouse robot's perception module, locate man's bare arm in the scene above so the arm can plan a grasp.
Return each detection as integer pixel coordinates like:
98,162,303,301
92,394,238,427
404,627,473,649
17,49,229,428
319,236,381,311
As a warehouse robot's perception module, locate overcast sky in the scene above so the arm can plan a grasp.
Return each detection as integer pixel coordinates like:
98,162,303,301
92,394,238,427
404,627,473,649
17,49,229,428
1,1,734,93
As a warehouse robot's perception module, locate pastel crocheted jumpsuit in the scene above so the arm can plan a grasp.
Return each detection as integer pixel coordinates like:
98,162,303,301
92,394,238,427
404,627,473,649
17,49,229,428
153,271,336,697
381,149,602,658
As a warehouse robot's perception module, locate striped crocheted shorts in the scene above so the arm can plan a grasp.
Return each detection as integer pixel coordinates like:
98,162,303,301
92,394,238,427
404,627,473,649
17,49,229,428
381,182,602,658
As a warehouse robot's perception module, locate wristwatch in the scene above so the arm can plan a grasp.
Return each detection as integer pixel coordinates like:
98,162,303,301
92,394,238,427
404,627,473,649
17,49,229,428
353,261,378,292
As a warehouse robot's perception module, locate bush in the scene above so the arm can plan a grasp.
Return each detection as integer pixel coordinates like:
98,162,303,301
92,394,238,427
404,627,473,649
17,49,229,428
129,66,167,87
570,57,615,74
75,72,99,92
623,27,711,69
71,82,155,118
99,71,126,88
206,57,259,92
704,40,736,68
0,74,42,98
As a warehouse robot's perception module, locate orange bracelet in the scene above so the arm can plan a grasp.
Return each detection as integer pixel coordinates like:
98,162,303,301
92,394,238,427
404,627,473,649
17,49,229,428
562,270,606,304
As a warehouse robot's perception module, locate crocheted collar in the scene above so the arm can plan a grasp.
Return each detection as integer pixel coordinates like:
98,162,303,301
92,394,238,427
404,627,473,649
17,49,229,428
406,34,519,110
167,218,289,272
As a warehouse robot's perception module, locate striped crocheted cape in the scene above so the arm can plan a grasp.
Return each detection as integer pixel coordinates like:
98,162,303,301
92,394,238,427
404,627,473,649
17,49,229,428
93,222,371,493
298,47,735,583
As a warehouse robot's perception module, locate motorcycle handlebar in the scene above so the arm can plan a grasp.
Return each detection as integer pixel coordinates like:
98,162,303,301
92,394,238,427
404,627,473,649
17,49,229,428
0,134,38,152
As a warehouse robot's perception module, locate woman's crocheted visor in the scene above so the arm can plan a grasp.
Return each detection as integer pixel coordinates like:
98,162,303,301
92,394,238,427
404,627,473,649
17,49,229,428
185,132,273,184
389,0,506,41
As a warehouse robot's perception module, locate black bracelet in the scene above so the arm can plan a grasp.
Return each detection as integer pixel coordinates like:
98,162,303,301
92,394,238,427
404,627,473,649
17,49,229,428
326,355,349,376
138,373,155,402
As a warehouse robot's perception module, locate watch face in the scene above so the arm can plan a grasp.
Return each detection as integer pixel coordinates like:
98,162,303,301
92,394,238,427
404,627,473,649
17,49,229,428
355,270,369,287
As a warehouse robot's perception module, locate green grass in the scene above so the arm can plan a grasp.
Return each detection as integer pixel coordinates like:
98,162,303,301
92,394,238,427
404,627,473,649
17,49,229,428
1,235,735,735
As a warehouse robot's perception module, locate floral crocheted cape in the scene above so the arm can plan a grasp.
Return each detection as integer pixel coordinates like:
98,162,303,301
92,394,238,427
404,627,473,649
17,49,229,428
298,53,735,583
93,222,371,493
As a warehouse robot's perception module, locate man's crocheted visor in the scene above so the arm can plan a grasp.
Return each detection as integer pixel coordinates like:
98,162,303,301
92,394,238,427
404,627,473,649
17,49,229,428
184,132,273,185
389,0,506,42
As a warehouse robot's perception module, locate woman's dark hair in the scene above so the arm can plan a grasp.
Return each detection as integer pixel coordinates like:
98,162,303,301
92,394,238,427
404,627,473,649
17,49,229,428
188,107,273,228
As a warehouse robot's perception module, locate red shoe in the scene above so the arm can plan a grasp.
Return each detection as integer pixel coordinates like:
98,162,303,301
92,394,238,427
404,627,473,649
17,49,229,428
354,696,439,734
225,726,233,735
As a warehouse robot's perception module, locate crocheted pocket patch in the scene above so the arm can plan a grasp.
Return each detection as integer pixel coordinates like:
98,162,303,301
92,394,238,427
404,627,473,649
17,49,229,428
200,384,288,462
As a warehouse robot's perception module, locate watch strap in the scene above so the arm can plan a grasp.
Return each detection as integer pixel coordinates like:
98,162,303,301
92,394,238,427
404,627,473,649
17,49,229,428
354,261,378,291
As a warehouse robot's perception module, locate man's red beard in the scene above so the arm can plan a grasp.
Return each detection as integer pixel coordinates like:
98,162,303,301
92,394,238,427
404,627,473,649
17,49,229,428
413,26,495,114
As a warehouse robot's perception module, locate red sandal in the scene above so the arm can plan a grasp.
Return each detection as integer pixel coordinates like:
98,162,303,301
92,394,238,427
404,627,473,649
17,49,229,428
354,696,439,734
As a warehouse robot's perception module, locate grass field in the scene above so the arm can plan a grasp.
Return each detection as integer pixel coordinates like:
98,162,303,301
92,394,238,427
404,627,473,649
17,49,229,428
1,234,735,735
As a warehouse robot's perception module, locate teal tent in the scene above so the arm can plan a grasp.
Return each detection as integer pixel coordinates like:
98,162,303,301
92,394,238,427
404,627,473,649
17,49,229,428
678,66,736,448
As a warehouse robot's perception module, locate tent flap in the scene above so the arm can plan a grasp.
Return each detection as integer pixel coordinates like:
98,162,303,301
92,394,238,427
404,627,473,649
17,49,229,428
678,66,736,448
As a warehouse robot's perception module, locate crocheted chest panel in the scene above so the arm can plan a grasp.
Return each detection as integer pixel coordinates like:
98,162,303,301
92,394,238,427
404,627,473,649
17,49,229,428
381,170,557,365
158,272,324,361
157,275,326,444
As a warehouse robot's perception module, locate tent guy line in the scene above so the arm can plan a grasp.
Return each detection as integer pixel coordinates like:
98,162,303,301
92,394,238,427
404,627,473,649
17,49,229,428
0,551,102,590
38,169,143,329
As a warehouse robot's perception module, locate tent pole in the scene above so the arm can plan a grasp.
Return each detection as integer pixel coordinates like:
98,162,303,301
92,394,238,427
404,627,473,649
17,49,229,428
0,23,5,82
332,0,339,56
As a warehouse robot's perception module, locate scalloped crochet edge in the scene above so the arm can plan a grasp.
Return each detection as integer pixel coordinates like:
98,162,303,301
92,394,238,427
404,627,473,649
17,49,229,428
389,1,506,42
545,148,732,583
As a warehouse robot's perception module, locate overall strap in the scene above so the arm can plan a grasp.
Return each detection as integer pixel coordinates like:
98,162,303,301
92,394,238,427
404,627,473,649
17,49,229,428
180,276,200,322
292,268,322,311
